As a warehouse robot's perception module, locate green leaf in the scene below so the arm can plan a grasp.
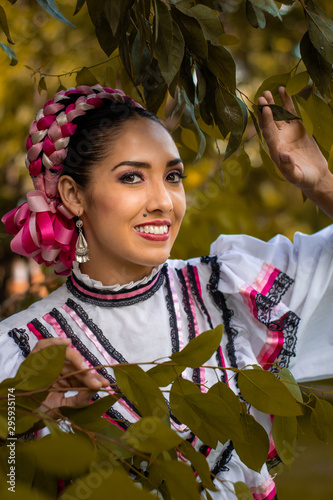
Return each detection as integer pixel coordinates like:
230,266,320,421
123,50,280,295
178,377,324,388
246,0,266,29
254,73,290,101
208,381,242,419
147,361,184,387
260,144,285,180
188,5,223,45
181,90,206,162
122,417,183,454
0,413,8,439
207,45,236,92
311,397,333,442
219,34,240,46
286,71,310,95
272,415,298,465
35,0,76,27
173,8,208,60
177,440,217,491
234,481,254,500
97,423,134,460
301,93,333,152
6,345,66,392
0,42,17,65
278,368,303,404
114,363,169,421
295,96,314,138
194,62,206,104
250,0,282,20
155,4,185,87
233,412,269,472
170,377,243,448
159,460,202,499
215,87,244,135
171,325,223,368
306,10,333,65
104,0,135,36
38,76,47,94
300,31,331,95
257,103,300,122
238,367,304,416
0,6,14,44
63,464,157,499
73,0,86,15
60,394,119,430
28,431,95,477
76,66,98,86
0,486,52,500
87,0,118,57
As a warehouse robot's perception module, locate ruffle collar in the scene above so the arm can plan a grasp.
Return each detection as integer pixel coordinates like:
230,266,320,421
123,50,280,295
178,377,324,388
67,263,166,307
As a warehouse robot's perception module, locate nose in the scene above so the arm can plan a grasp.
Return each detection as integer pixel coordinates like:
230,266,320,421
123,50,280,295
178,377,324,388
145,181,173,214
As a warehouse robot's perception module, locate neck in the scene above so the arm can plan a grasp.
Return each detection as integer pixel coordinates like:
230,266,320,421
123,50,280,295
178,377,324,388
78,261,156,286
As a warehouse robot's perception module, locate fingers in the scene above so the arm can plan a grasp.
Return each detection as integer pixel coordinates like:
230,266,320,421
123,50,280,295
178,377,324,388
31,337,109,391
31,337,71,353
62,348,109,390
278,86,297,114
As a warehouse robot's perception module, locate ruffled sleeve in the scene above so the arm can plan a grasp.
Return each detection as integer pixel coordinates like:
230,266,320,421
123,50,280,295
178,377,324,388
0,329,27,383
210,225,333,382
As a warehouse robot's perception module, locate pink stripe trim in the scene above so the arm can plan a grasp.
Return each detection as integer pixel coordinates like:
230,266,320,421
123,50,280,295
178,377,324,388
182,267,207,393
251,477,276,500
27,322,45,340
102,413,126,431
62,304,117,367
257,325,285,369
192,266,202,297
253,263,280,295
71,272,159,301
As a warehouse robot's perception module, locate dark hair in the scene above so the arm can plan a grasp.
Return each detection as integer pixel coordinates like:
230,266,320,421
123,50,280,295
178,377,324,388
60,99,162,189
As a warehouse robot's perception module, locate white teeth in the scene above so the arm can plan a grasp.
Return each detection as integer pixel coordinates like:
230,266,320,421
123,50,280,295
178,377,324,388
135,225,169,235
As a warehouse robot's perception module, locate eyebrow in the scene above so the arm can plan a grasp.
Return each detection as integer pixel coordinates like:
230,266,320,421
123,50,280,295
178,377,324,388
112,158,184,171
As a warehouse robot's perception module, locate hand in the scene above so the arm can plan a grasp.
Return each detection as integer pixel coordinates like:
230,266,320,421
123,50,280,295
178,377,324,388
257,86,330,192
31,338,109,416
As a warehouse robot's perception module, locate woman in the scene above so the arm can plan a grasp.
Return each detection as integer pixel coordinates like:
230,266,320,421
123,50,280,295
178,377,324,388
0,84,332,499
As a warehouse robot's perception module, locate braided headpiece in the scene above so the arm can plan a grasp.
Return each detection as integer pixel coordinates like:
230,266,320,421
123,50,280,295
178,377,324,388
2,85,143,275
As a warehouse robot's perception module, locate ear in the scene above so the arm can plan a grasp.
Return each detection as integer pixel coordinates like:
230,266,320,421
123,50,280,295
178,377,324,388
58,175,84,216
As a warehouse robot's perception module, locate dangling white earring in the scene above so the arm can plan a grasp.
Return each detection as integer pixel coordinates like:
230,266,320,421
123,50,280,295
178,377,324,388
75,216,90,263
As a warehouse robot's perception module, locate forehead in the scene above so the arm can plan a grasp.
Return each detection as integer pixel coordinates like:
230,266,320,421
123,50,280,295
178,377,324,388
111,118,179,158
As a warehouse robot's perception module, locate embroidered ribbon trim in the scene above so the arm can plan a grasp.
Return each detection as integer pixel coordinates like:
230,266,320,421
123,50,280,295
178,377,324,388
1,190,76,275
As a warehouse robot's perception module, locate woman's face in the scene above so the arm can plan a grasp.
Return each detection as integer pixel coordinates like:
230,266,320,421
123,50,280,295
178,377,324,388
78,118,186,285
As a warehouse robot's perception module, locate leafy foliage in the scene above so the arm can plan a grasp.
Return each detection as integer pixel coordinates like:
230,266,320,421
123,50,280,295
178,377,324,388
0,327,332,498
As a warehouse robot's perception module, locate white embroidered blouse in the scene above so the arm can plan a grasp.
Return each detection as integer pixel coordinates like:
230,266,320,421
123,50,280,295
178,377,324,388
1,226,333,499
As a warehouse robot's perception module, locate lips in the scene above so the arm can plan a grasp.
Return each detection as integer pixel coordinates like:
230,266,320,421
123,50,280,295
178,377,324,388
134,220,171,241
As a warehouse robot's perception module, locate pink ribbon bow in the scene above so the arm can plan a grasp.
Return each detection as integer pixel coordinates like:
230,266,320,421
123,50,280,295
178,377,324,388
2,191,77,275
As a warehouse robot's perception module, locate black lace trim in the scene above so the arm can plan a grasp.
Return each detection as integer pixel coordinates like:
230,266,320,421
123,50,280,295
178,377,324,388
187,263,227,383
266,453,282,471
30,319,53,339
65,298,128,364
163,266,179,353
270,312,300,373
176,268,200,385
66,265,166,308
267,271,293,305
7,328,31,358
187,264,214,329
201,256,239,371
210,441,234,475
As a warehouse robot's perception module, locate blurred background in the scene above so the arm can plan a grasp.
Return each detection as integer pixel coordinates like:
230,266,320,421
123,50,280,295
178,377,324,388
0,1,332,497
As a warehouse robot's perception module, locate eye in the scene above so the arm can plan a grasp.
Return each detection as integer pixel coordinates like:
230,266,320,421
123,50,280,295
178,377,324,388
119,171,144,184
166,170,187,183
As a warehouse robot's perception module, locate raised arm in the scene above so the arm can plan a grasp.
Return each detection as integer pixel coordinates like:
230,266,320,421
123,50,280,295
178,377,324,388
258,86,333,219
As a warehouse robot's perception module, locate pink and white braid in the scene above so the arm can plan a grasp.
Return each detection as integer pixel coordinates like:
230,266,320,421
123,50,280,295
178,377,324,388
2,85,144,275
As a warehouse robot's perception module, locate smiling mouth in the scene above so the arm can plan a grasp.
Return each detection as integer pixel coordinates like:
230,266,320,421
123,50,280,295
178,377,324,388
134,225,169,235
